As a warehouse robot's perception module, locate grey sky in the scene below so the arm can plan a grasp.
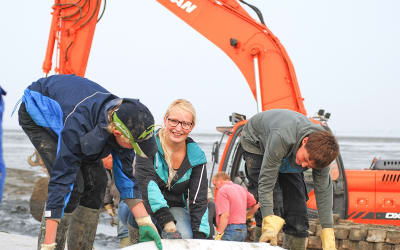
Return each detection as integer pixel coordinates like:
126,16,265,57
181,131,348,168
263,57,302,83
1,0,399,136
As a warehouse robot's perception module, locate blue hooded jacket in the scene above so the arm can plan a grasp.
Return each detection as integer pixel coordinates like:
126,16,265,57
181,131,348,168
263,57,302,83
22,74,139,219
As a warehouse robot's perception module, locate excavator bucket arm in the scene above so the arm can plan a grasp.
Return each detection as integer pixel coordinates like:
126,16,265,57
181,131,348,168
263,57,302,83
43,0,306,114
43,0,102,77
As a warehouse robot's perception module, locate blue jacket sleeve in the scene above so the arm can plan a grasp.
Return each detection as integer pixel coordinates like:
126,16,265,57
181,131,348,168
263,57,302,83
111,149,140,200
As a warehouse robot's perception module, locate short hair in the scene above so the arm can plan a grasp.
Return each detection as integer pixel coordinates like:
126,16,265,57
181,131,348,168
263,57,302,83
212,172,231,181
306,130,339,169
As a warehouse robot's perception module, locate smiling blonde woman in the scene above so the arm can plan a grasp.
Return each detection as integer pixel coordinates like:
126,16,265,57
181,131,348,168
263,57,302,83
126,99,210,242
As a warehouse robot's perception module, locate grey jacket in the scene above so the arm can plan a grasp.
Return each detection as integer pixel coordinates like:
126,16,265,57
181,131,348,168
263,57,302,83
240,109,334,228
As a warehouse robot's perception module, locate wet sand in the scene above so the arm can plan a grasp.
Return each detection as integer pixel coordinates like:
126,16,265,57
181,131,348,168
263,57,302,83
0,167,119,249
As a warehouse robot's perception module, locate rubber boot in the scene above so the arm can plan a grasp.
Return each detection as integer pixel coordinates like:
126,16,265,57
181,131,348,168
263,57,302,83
67,206,100,250
282,234,307,250
37,212,72,250
37,210,46,250
127,224,140,245
119,237,131,248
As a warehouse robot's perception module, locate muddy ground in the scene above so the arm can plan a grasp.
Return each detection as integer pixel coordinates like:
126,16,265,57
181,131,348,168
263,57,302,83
0,168,119,249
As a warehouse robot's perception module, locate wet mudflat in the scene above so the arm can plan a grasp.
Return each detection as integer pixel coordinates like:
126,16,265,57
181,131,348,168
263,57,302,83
0,168,119,249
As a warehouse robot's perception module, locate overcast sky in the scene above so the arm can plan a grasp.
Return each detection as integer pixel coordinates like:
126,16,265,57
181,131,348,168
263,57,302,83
1,0,399,137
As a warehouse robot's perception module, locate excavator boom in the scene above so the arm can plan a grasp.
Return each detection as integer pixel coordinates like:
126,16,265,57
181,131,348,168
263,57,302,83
43,0,306,114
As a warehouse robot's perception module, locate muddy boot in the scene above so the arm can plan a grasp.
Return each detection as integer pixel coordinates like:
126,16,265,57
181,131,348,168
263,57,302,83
119,237,131,248
37,210,46,250
282,234,307,250
54,213,72,250
127,224,140,245
67,206,100,250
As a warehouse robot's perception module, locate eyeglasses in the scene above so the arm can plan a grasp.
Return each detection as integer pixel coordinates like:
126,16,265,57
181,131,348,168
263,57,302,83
167,118,193,130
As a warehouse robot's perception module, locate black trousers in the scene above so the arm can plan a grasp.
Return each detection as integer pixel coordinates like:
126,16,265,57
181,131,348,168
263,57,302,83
18,103,107,212
243,150,309,237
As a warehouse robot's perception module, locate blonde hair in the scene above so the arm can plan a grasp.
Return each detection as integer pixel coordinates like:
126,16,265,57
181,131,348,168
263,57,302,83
159,99,196,169
212,172,231,181
164,99,196,127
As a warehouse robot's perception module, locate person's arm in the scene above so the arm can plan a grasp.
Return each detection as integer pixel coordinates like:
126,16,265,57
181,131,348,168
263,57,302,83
214,186,230,239
43,129,83,246
135,155,175,229
313,166,336,249
188,163,209,239
113,152,162,249
43,219,58,244
103,170,115,217
216,212,229,234
312,167,334,228
247,203,260,219
245,188,259,219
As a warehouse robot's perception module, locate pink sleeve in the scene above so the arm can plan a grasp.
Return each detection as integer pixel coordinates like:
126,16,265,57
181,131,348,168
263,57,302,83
215,188,230,216
246,189,257,208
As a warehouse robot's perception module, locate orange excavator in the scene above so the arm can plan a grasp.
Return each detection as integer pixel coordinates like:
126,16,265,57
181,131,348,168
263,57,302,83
41,0,400,227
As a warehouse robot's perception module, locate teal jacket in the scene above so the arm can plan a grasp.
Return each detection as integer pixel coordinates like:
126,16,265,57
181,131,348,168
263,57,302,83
135,133,210,238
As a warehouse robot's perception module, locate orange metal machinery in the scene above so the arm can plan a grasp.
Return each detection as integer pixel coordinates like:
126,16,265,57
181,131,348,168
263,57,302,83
41,0,400,226
42,0,306,115
213,112,400,227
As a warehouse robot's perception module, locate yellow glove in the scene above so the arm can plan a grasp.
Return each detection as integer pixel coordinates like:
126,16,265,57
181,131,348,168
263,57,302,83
164,221,177,233
215,231,224,240
321,228,336,250
259,215,285,245
40,243,57,250
105,204,115,217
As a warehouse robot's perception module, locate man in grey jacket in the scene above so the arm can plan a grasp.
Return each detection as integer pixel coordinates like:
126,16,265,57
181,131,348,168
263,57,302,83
240,109,339,250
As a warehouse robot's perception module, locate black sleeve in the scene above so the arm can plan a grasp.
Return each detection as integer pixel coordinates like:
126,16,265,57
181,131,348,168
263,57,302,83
135,155,175,228
188,164,209,238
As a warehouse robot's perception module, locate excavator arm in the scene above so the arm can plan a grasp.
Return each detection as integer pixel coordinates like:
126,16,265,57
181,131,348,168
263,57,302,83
43,0,306,115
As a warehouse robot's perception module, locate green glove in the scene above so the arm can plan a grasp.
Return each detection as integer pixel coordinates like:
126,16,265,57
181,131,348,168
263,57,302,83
136,216,162,250
259,215,285,245
321,228,337,250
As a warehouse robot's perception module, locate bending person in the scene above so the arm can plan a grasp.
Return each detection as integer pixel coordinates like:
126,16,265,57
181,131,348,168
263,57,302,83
240,109,339,250
212,172,259,242
133,99,210,240
18,74,162,250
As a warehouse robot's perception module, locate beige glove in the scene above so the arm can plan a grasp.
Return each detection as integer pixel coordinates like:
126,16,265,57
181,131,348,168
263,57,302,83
215,231,224,240
105,204,116,217
259,215,285,245
321,228,337,250
164,221,177,233
40,243,57,250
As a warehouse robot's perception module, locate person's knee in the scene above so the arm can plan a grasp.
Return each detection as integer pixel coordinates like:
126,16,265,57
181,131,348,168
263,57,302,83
169,207,193,239
283,215,309,237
